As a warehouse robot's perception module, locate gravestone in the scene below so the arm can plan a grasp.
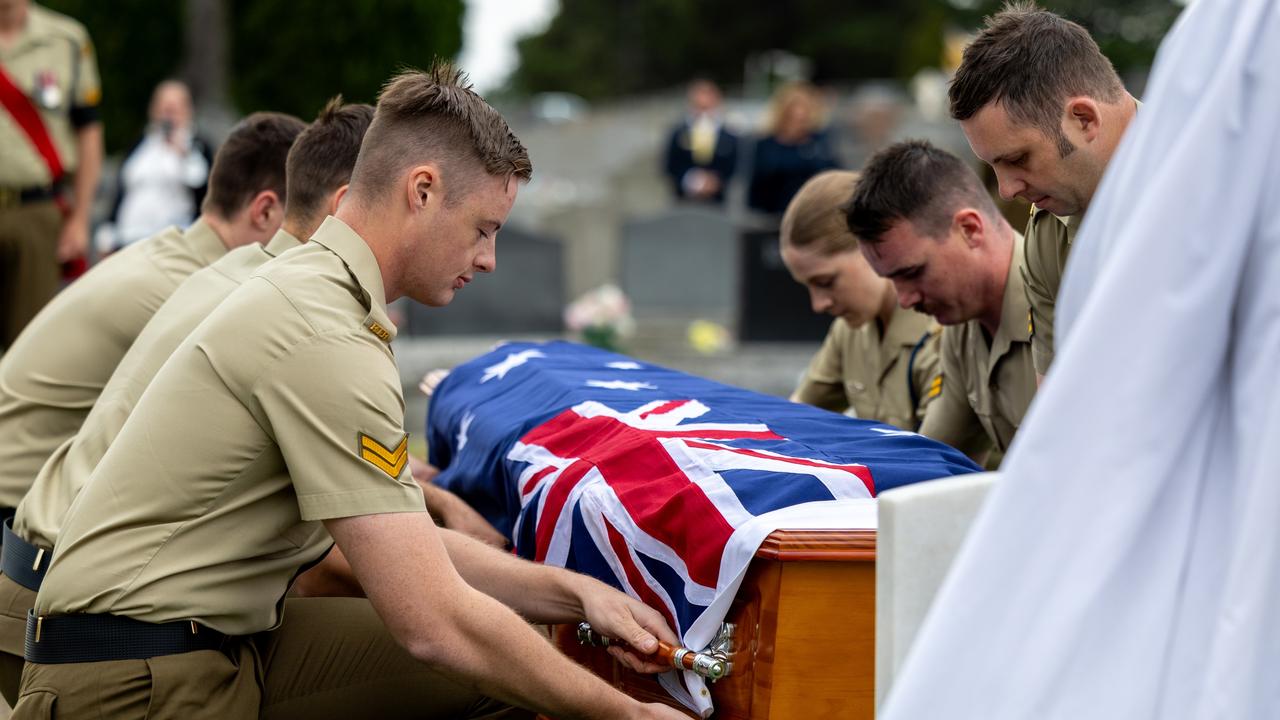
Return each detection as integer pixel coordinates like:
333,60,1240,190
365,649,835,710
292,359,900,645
402,227,565,335
738,226,833,342
620,207,739,325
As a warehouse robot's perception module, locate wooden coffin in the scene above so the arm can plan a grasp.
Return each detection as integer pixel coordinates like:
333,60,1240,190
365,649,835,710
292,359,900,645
549,528,876,719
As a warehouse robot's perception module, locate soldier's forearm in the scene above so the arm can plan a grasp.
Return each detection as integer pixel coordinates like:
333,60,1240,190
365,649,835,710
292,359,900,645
439,527,584,622
69,123,103,220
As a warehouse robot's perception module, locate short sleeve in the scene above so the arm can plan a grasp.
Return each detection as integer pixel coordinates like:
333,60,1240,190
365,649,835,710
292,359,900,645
919,328,991,461
69,30,101,127
792,319,850,413
254,334,426,521
1023,214,1066,376
907,329,944,429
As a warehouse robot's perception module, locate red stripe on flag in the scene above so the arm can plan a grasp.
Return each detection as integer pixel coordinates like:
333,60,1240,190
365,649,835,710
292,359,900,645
603,516,678,634
521,465,557,497
639,399,687,419
684,440,876,495
533,460,592,563
522,412,734,588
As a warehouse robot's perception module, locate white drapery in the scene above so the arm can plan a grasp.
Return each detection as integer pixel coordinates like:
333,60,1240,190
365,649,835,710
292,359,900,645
881,0,1280,717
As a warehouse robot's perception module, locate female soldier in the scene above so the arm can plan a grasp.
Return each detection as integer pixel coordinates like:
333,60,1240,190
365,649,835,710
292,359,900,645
780,170,942,430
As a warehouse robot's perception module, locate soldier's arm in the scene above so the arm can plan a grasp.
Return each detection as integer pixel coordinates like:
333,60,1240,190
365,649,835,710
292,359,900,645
908,329,944,430
326,512,688,720
59,28,104,261
919,330,991,462
1023,213,1062,383
791,318,851,412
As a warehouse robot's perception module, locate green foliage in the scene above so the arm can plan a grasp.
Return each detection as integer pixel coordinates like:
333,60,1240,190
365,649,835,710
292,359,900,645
510,0,1182,99
42,0,184,152
228,0,464,120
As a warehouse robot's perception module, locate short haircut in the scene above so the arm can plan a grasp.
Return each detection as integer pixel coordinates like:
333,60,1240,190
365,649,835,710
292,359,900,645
202,112,307,219
845,140,997,244
348,61,532,206
949,1,1124,156
781,170,860,255
285,97,375,225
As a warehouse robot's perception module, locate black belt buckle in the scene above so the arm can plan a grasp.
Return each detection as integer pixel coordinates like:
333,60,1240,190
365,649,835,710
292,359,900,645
25,611,229,664
1,517,50,592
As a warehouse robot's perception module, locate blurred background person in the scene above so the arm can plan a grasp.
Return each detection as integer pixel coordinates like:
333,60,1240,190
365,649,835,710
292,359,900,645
747,81,840,215
781,170,940,430
663,78,738,206
100,79,212,251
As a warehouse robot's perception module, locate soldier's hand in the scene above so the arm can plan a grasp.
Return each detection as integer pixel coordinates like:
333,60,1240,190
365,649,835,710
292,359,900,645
57,215,89,262
578,580,681,675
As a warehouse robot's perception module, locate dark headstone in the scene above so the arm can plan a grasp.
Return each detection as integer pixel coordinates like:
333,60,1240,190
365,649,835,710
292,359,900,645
621,207,738,322
403,227,564,335
737,227,832,342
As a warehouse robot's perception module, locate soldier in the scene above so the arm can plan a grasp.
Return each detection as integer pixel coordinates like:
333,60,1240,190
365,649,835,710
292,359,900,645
949,1,1139,381
847,140,1035,462
0,111,304,521
12,65,687,720
0,0,102,346
780,170,942,430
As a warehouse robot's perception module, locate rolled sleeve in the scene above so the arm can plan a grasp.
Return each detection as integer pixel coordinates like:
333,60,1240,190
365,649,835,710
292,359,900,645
254,334,426,521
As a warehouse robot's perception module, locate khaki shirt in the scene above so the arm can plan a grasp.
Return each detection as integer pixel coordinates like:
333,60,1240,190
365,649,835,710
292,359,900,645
0,220,227,508
792,307,942,430
37,217,425,634
921,233,1037,458
1023,206,1081,375
0,4,101,186
13,230,302,550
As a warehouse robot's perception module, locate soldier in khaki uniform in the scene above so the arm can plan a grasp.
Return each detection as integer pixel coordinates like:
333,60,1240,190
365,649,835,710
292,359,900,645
0,112,303,519
848,140,1036,462
780,170,942,430
947,3,1139,379
0,0,102,345
13,67,687,720
0,100,375,704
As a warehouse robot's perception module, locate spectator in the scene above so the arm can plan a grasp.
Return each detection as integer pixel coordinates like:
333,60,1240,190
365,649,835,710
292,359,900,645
747,82,840,215
102,79,214,250
663,79,738,205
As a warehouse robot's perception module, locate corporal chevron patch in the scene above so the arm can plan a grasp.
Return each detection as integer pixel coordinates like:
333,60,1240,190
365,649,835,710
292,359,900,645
358,432,409,478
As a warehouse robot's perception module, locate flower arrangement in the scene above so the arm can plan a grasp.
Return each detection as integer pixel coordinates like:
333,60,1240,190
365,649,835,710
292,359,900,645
563,284,635,351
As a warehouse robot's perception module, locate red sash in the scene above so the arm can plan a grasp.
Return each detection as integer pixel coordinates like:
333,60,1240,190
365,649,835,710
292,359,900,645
0,64,65,183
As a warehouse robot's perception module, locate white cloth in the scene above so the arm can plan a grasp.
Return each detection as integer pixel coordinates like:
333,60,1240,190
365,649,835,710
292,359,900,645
881,0,1280,717
116,130,208,245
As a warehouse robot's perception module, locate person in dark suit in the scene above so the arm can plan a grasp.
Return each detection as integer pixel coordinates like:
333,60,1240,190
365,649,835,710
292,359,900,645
747,82,841,215
663,79,738,205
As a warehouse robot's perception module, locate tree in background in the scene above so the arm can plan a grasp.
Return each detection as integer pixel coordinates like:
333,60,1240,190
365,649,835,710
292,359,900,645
228,0,463,119
43,0,183,152
41,0,464,152
510,0,1180,100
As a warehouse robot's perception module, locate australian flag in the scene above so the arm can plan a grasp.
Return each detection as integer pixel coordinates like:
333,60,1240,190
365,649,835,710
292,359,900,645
427,341,979,713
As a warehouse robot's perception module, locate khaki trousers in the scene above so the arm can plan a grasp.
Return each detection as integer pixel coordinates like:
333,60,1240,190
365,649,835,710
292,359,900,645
0,572,34,705
0,202,62,350
11,597,533,719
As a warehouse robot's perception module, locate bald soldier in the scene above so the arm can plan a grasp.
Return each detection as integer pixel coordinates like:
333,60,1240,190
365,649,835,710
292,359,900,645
0,112,304,523
0,99,370,703
13,66,688,720
0,0,103,346
848,140,1035,461
949,1,1139,381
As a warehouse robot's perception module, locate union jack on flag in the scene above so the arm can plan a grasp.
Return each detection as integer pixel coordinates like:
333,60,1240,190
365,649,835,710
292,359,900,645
427,342,979,714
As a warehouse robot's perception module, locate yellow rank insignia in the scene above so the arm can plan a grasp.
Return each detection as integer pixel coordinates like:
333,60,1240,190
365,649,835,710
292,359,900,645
367,320,391,343
358,432,408,478
1028,309,1035,337
927,374,943,399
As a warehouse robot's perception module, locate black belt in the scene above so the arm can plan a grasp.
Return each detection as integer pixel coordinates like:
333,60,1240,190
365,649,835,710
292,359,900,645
25,611,229,664
1,518,50,592
0,185,60,210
